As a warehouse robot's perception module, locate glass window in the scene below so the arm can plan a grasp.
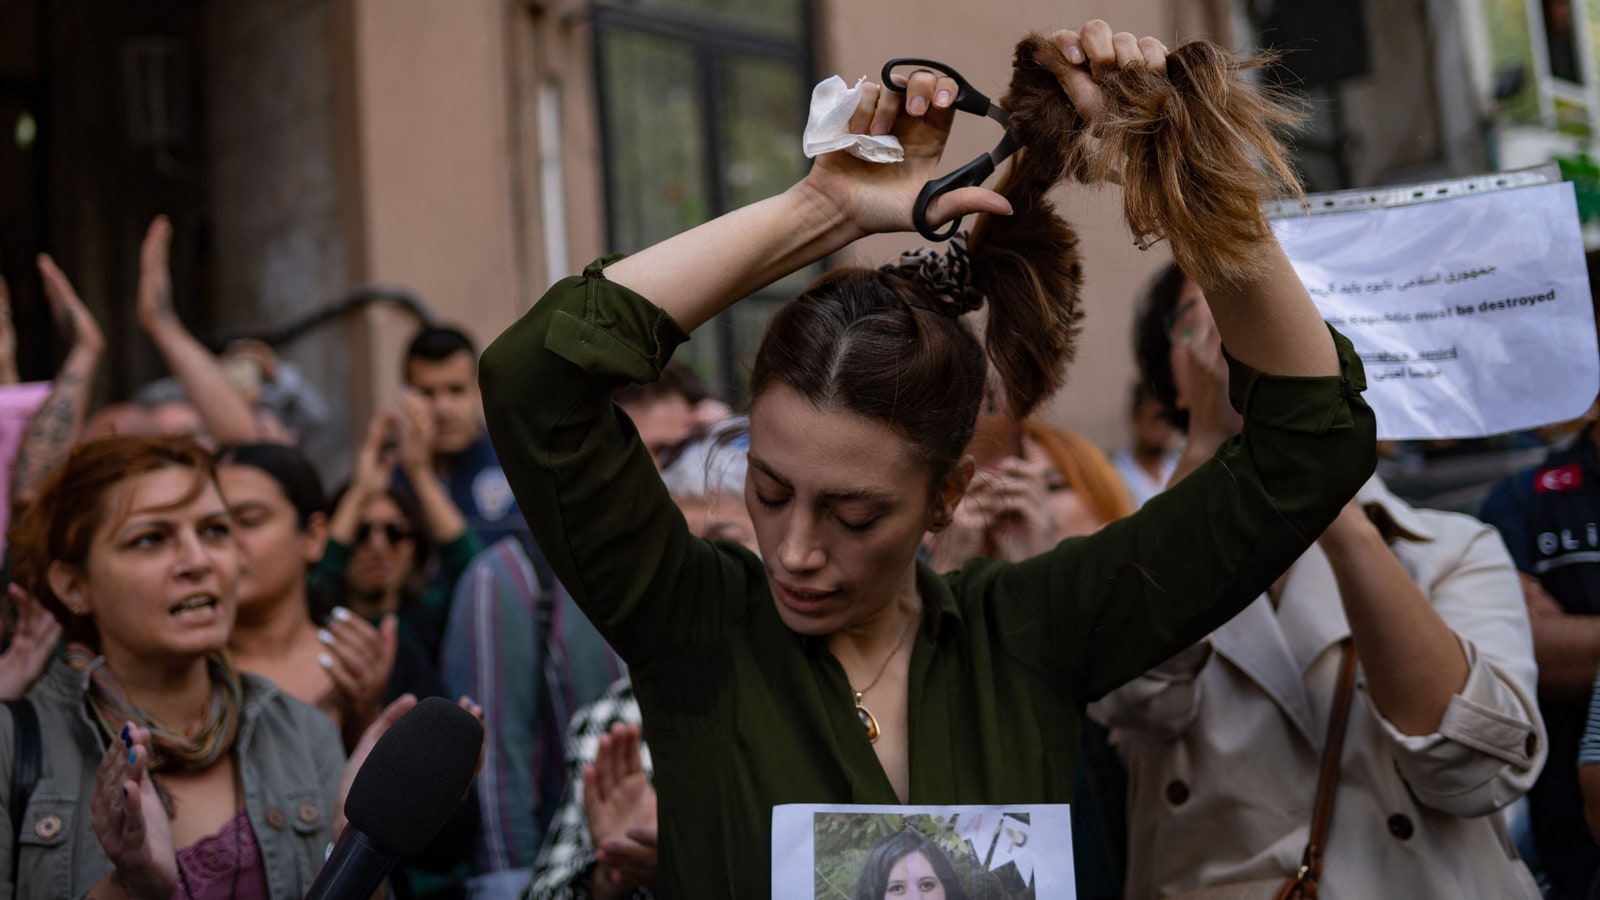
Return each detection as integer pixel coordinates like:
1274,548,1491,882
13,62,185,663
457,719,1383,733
636,0,804,39
600,30,710,253
595,1,812,401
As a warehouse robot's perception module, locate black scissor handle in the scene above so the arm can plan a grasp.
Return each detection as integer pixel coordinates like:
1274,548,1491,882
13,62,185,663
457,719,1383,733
912,152,998,242
881,57,996,118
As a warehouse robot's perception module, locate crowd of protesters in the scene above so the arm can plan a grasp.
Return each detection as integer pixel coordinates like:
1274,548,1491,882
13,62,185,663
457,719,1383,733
1,14,1599,900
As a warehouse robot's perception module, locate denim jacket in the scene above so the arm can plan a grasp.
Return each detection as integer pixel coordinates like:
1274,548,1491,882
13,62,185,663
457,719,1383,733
0,659,344,898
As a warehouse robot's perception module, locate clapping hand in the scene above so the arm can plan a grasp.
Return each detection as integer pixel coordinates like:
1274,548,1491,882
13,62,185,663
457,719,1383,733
927,457,1057,569
318,608,399,751
38,252,106,360
90,724,177,899
350,412,400,501
136,217,180,335
0,584,61,701
584,722,658,900
394,390,436,478
979,457,1058,561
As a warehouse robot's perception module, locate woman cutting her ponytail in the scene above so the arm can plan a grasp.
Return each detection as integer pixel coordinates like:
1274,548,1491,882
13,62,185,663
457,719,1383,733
483,19,1376,896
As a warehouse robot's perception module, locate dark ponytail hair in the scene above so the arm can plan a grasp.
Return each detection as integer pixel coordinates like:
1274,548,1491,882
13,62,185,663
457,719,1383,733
214,443,328,529
750,45,1086,489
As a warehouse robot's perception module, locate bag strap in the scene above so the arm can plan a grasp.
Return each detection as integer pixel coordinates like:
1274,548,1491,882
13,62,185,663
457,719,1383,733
1277,640,1358,900
5,698,40,851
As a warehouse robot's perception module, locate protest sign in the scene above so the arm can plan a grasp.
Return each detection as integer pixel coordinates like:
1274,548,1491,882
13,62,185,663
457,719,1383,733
1271,178,1597,440
772,803,1074,899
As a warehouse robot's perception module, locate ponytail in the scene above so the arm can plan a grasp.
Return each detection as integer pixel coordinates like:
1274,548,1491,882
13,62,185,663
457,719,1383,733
959,33,1303,416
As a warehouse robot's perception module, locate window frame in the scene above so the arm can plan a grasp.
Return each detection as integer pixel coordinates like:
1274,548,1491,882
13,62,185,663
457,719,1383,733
591,0,816,402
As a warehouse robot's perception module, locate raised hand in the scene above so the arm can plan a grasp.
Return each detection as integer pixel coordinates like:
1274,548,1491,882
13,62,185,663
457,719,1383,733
583,722,658,900
926,489,992,572
982,457,1058,560
334,693,418,839
132,215,263,445
90,724,177,899
395,389,436,477
328,411,401,549
802,69,1011,238
1173,304,1242,454
0,584,62,701
136,216,179,334
318,608,400,751
13,254,106,507
353,411,399,499
38,253,106,358
1041,20,1169,125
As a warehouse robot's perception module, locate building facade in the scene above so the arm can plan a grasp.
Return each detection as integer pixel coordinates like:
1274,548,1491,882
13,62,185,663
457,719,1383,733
3,0,1577,471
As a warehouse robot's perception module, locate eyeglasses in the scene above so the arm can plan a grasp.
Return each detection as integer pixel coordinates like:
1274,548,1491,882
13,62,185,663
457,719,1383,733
354,522,414,546
1163,298,1199,343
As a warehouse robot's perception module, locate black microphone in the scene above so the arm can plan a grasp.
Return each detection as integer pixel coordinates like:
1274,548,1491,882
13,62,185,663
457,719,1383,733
305,697,484,900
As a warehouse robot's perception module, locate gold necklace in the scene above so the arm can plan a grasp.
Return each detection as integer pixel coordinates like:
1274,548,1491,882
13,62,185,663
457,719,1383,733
850,610,919,744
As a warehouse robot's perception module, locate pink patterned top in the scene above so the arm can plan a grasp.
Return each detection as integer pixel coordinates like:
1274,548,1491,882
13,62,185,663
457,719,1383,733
169,808,269,900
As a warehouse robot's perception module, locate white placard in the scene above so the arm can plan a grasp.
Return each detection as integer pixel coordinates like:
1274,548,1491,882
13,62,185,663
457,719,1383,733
772,803,1074,899
1272,181,1598,440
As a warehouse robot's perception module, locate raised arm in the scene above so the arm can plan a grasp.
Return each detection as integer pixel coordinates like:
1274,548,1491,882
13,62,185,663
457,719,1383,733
136,217,262,446
1327,501,1542,816
604,72,1010,333
327,412,397,547
483,68,1007,662
1319,501,1470,736
11,254,105,508
1048,22,1336,379
395,390,469,545
975,24,1372,697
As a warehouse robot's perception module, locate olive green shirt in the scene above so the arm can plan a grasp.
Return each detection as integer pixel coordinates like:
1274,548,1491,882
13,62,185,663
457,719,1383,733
481,258,1377,898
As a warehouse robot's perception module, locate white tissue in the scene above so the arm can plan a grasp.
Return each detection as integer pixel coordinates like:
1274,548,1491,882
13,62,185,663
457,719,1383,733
802,76,905,163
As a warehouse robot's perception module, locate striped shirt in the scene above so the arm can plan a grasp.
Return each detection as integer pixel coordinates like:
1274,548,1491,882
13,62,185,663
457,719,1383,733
439,537,625,877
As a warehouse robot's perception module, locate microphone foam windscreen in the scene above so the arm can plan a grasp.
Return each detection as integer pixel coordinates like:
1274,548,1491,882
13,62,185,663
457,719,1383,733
345,696,485,857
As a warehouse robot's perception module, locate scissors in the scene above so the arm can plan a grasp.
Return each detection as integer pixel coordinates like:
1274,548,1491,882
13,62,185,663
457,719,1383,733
883,58,1018,242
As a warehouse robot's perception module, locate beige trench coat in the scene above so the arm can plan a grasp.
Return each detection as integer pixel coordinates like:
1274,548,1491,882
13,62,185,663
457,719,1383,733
1097,479,1546,899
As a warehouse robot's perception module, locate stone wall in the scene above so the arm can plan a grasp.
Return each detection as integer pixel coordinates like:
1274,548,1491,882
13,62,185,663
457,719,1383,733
203,0,353,474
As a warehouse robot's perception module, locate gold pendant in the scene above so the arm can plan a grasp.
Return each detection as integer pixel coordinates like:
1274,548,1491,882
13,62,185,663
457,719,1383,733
854,691,880,743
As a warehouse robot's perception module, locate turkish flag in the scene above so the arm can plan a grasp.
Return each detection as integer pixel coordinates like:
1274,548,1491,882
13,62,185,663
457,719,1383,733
1535,464,1584,493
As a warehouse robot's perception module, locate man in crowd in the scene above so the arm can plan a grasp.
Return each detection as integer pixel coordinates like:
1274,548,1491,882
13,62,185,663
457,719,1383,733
1481,400,1600,899
402,326,549,590
1111,382,1180,509
611,362,726,469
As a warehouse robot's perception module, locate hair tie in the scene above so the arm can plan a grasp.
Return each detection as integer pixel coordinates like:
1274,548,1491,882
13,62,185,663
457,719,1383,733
882,232,984,316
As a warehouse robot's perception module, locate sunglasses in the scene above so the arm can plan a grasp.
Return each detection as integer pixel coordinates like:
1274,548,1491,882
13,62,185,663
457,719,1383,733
354,522,414,546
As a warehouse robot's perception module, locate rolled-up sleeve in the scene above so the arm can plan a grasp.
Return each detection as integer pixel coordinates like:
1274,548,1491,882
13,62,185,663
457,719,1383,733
1374,522,1545,817
480,258,756,667
989,325,1377,700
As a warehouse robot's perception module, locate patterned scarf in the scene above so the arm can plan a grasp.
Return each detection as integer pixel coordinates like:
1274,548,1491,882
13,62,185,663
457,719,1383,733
65,644,244,774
